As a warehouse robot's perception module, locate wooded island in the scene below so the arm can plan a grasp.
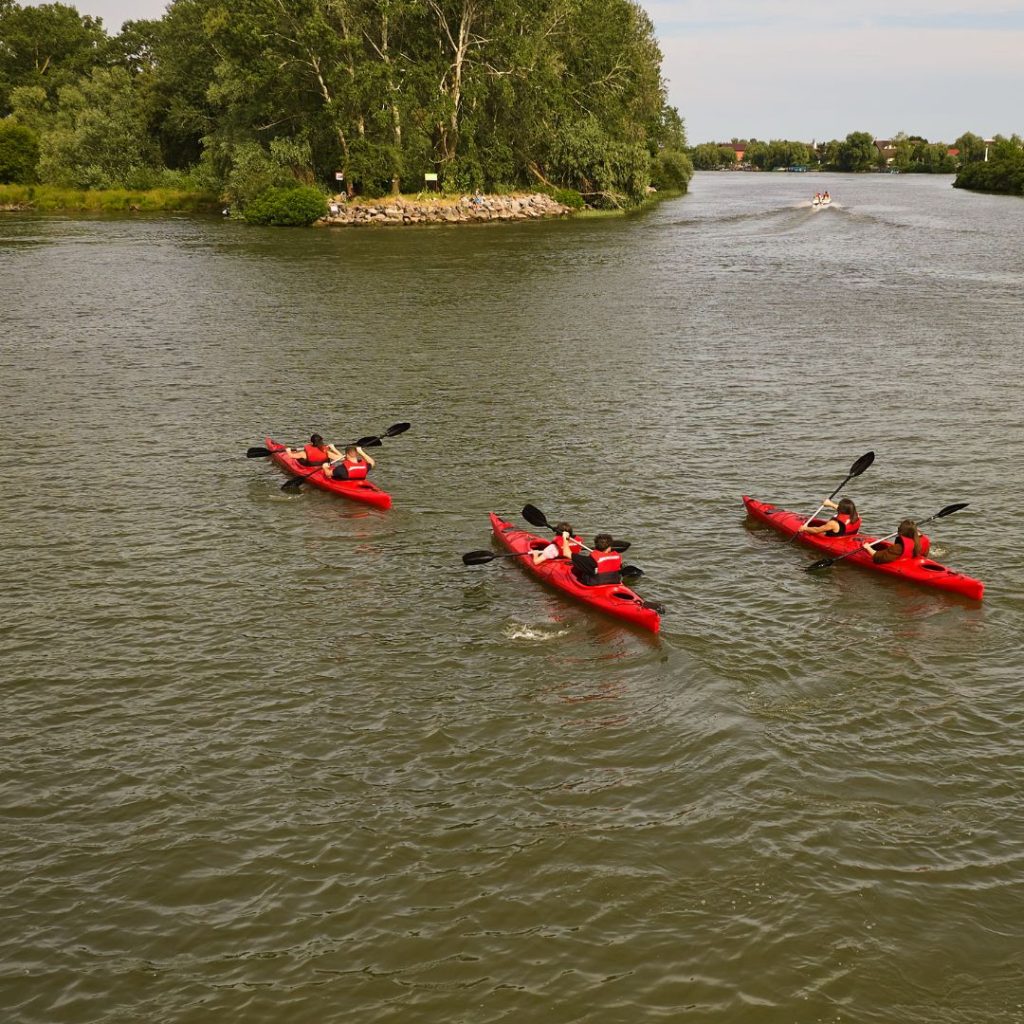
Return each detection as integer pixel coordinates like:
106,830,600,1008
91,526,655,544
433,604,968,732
0,0,694,222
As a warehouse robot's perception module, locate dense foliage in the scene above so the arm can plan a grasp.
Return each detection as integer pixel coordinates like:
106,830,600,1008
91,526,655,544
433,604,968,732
0,0,691,209
0,120,39,181
954,138,1024,197
243,185,329,226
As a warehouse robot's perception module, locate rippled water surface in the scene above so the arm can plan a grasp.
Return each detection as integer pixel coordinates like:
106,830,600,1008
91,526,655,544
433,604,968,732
2,173,1022,1023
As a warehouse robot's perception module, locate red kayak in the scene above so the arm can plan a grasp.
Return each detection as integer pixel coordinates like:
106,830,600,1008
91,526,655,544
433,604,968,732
489,513,661,632
265,438,392,509
743,496,983,600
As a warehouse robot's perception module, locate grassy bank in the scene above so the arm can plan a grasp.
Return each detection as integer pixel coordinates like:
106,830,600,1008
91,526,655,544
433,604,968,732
0,184,219,213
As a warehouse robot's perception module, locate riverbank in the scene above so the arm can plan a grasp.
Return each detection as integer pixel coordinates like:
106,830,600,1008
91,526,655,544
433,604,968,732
0,184,218,213
319,192,573,227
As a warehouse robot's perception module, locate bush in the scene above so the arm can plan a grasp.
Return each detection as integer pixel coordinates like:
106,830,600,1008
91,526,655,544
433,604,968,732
651,149,694,191
551,187,584,209
243,185,328,226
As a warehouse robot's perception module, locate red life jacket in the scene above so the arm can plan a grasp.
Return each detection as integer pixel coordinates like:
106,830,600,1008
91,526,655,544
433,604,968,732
304,444,329,464
834,512,862,537
591,549,623,573
893,534,930,559
340,457,368,480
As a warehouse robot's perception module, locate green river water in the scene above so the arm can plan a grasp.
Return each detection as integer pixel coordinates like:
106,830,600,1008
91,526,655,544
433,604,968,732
1,172,1022,1023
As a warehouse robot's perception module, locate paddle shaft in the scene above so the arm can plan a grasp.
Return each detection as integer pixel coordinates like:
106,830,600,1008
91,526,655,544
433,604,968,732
809,504,967,570
789,451,874,542
279,424,408,490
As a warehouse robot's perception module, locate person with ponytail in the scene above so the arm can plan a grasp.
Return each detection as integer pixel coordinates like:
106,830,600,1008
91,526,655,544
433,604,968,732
796,497,862,538
863,519,931,564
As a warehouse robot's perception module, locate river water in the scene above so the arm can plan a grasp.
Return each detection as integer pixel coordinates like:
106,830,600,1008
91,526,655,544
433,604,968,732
2,172,1022,1023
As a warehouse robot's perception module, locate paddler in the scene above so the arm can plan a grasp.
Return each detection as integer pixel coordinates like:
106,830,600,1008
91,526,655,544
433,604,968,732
862,519,930,563
288,433,342,467
530,522,583,565
326,445,375,481
796,497,862,537
571,534,623,586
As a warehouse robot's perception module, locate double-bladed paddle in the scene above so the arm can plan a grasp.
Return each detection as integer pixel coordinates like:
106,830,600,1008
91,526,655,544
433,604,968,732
265,422,410,492
245,422,410,462
520,504,630,553
461,548,644,579
788,450,875,542
804,502,969,571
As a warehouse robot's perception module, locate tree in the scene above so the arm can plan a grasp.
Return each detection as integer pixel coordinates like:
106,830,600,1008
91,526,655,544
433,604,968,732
836,131,876,172
0,2,107,114
953,131,986,164
0,119,39,181
36,66,162,188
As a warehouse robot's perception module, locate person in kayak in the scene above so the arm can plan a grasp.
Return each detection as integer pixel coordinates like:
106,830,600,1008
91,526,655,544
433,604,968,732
530,522,583,565
796,497,862,537
327,445,375,481
862,519,931,563
288,433,342,467
571,534,623,586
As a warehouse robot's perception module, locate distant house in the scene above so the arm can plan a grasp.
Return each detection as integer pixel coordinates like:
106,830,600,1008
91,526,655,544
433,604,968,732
947,147,960,157
873,139,897,165
731,143,746,163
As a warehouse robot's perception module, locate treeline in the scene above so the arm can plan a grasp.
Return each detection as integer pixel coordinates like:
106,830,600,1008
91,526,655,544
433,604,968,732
0,0,693,211
690,131,1021,174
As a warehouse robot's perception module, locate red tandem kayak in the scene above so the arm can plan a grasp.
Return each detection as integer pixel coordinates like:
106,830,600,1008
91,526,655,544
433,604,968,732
743,496,983,600
266,438,392,509
489,512,661,632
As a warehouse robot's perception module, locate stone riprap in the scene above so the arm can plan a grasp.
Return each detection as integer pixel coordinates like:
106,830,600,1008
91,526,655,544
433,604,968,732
319,192,571,227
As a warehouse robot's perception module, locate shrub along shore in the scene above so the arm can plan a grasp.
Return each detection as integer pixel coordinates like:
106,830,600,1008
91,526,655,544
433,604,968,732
0,184,218,213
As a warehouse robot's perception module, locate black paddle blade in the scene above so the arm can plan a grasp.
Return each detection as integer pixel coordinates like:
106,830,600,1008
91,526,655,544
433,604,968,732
281,476,308,492
384,422,411,437
620,565,643,579
246,446,273,458
462,550,497,565
849,450,875,476
521,504,551,530
611,540,631,553
641,600,666,614
936,502,969,518
805,557,836,572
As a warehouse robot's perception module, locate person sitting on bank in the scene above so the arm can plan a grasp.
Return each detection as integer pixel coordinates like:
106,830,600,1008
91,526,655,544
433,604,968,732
327,445,375,481
288,433,342,467
530,522,582,565
862,519,931,564
571,534,623,586
796,497,862,537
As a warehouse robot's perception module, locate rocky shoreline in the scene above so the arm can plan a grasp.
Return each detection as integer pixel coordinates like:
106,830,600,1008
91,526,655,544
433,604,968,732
318,192,571,227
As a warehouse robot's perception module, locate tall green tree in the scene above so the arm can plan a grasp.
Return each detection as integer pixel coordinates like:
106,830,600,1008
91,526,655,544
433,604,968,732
36,66,162,187
0,2,107,114
835,131,877,172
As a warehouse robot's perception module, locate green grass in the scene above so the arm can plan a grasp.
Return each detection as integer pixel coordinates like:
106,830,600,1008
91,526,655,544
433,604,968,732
0,184,219,213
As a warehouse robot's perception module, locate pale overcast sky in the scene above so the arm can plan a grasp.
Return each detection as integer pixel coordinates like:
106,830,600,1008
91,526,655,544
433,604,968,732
33,0,1024,144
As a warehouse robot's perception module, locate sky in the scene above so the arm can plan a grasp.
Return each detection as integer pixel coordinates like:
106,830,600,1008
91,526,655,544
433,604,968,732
28,0,1024,144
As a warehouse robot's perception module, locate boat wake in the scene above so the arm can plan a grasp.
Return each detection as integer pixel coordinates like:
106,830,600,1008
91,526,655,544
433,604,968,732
504,622,571,642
